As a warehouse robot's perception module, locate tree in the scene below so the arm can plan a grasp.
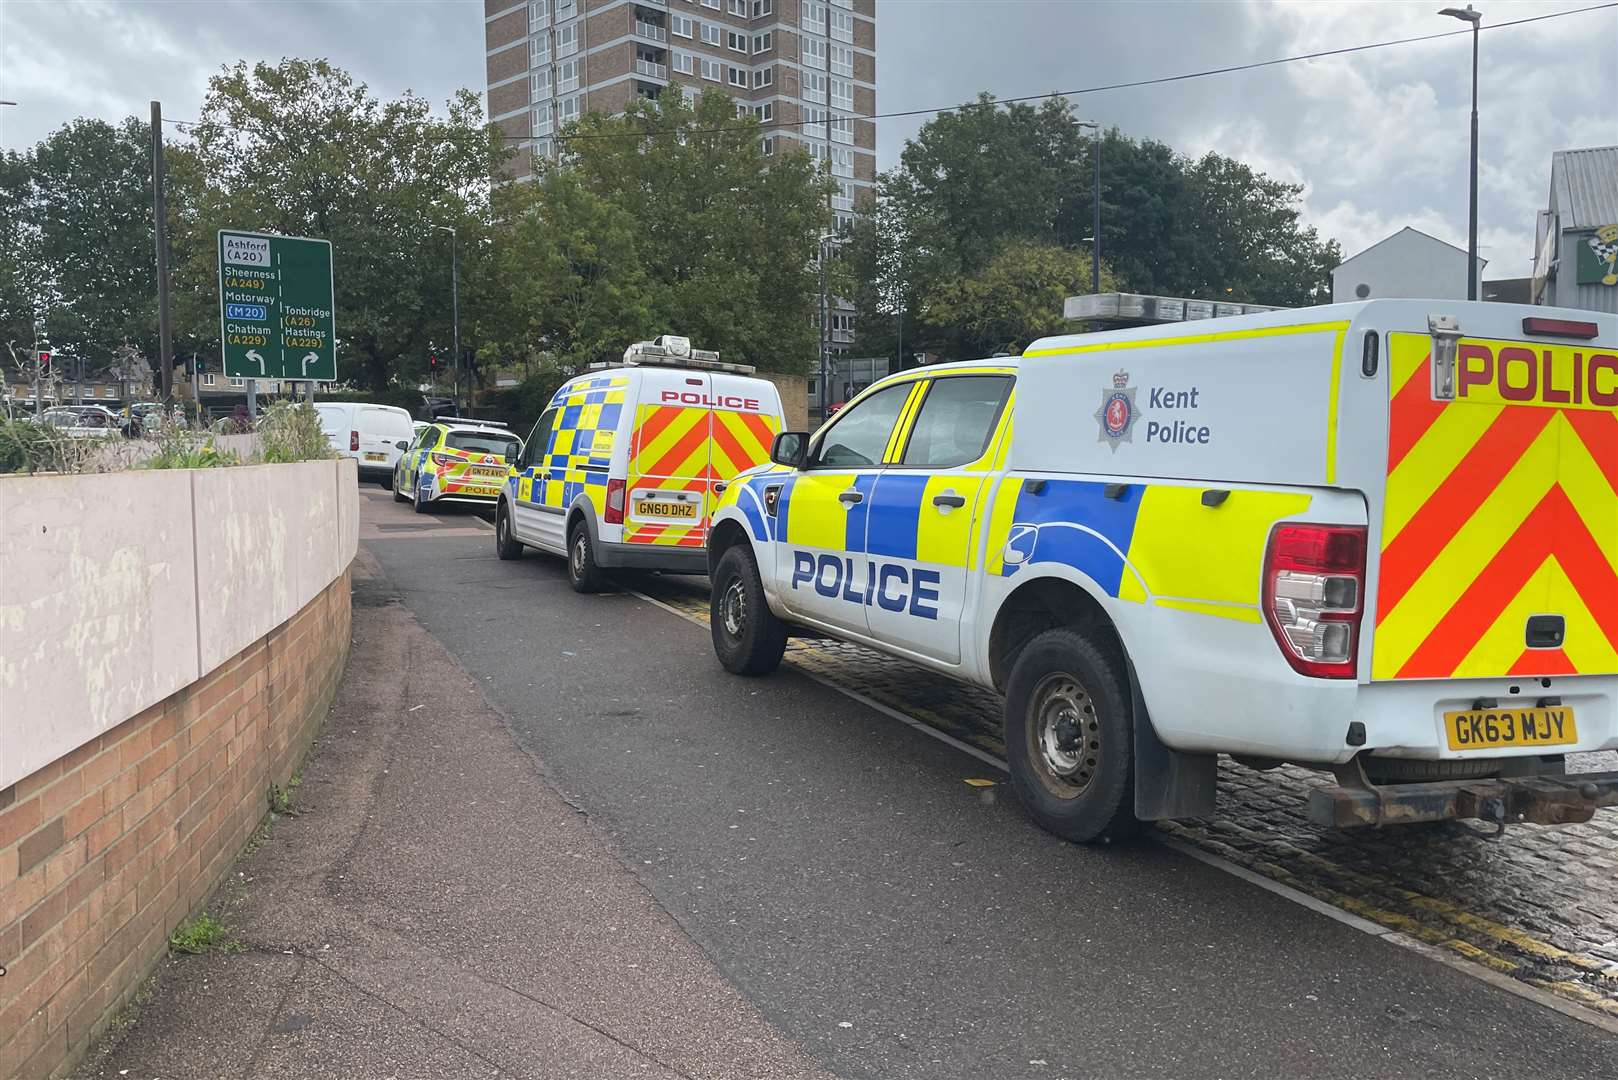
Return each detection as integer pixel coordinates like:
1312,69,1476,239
479,174,659,370
921,241,1116,358
558,84,831,373
860,95,1341,360
182,59,508,391
0,150,44,355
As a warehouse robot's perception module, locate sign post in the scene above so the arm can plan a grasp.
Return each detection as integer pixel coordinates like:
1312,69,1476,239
217,231,337,400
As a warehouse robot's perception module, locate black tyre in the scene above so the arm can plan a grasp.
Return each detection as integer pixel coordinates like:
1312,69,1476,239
413,479,431,514
495,503,524,561
393,475,407,503
380,471,393,491
1005,628,1141,844
567,520,604,593
710,544,787,676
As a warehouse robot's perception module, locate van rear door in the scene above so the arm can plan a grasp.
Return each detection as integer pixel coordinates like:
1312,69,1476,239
1371,324,1617,681
626,369,714,549
706,372,783,527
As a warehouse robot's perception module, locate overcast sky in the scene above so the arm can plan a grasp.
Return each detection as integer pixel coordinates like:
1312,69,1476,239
2,0,1615,277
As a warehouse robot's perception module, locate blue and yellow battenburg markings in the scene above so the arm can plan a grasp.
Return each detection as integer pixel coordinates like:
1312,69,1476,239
517,376,628,512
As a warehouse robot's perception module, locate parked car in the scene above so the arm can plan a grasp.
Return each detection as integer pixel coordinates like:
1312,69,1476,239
36,406,121,438
313,402,416,488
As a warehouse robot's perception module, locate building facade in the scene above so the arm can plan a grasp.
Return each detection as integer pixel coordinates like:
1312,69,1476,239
1331,226,1484,303
1532,145,1618,314
484,0,875,237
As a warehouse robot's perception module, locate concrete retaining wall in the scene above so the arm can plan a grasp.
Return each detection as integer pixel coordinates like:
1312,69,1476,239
0,458,357,1078
0,459,359,791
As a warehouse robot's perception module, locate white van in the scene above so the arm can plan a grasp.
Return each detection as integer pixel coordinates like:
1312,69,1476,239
314,402,416,488
495,336,787,591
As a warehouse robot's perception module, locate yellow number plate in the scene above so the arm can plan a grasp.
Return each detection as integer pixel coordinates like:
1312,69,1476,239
1443,706,1576,751
473,466,506,478
635,498,699,521
363,452,386,461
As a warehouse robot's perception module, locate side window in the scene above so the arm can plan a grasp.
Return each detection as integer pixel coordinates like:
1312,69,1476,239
418,428,440,451
900,376,1013,468
522,408,559,468
809,383,913,469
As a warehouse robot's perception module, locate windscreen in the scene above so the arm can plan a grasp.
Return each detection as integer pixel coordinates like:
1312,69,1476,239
446,431,519,459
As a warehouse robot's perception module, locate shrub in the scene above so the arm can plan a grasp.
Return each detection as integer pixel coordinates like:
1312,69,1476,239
258,401,336,464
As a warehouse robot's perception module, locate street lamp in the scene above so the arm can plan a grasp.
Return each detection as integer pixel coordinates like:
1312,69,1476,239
432,225,460,413
1439,4,1482,301
818,231,846,423
1077,121,1102,295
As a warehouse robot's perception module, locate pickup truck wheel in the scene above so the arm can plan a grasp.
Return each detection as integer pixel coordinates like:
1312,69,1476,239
710,545,786,676
495,504,524,561
567,521,605,593
1005,628,1141,844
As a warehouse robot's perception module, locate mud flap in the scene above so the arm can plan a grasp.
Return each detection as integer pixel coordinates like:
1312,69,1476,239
1127,654,1217,820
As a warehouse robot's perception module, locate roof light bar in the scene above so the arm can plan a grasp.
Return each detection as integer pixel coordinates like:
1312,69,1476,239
619,335,757,375
1521,317,1599,340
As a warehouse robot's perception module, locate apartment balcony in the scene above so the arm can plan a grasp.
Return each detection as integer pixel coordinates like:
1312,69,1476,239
634,58,668,80
634,20,667,43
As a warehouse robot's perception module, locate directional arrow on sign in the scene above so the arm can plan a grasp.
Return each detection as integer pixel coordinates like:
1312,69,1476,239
245,349,266,376
301,351,320,376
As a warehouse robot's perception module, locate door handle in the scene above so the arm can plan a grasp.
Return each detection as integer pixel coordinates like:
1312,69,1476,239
838,489,864,506
932,492,966,509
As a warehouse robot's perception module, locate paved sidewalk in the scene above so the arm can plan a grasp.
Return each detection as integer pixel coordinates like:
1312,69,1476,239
74,549,834,1080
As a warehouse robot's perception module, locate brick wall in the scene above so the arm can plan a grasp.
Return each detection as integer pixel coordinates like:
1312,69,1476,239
0,571,352,1079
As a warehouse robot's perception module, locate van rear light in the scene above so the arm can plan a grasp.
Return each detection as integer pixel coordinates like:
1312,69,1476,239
350,430,360,451
1263,523,1367,679
1521,317,1599,340
604,478,626,524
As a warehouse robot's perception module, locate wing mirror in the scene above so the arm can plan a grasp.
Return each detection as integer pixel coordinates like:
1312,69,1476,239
395,440,409,451
770,431,809,468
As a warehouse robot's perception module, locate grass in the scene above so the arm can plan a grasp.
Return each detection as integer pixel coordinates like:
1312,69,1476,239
168,913,243,955
269,773,302,815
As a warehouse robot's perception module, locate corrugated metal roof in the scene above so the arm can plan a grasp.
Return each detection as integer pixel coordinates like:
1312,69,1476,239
1550,146,1618,228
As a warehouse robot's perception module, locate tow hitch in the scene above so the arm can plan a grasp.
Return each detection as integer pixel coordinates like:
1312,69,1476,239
1309,770,1618,829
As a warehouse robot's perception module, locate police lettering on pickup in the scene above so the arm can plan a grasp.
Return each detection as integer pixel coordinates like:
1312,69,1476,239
704,300,1618,843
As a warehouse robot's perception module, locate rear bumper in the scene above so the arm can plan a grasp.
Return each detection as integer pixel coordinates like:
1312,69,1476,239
595,540,707,574
1309,770,1618,828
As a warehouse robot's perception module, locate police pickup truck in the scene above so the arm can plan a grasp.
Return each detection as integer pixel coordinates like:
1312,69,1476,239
704,300,1618,842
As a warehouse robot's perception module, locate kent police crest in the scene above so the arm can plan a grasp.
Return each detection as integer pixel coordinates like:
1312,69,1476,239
1095,370,1138,450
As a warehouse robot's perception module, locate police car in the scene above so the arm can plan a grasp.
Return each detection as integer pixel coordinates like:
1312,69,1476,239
394,418,521,512
494,336,786,592
706,300,1618,842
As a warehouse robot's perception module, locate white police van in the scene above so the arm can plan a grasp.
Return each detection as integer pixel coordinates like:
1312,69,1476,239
705,301,1618,841
495,337,786,591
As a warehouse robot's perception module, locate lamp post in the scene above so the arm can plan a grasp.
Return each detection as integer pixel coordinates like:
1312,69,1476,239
818,232,845,422
1439,4,1482,301
1075,121,1102,294
432,225,461,412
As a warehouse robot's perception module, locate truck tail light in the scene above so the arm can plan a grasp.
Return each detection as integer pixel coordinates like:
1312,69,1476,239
350,430,360,451
1263,523,1367,679
604,478,626,524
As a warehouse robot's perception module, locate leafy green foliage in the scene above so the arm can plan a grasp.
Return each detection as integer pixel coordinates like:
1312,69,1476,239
256,401,335,463
855,95,1341,361
921,241,1117,358
486,85,830,376
168,913,242,955
181,60,508,392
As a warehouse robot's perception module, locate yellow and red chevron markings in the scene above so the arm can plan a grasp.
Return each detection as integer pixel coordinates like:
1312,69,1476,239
624,405,779,547
1374,335,1618,680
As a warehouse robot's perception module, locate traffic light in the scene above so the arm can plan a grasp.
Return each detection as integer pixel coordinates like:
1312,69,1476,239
37,350,51,378
429,351,439,371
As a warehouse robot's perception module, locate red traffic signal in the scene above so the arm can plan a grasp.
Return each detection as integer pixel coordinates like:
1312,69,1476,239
37,351,51,376
429,352,439,369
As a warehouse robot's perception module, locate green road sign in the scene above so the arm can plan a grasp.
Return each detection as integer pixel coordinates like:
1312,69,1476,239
217,230,337,381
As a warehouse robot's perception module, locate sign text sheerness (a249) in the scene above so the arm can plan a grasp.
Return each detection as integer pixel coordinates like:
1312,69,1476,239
217,231,337,381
